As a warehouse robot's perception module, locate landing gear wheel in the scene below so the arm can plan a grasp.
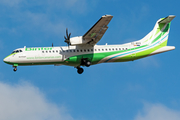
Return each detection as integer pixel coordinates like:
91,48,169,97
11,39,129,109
85,61,91,67
13,67,17,72
77,67,84,74
81,58,91,67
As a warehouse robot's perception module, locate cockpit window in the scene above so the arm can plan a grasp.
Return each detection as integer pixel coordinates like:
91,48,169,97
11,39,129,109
11,49,23,54
11,51,16,54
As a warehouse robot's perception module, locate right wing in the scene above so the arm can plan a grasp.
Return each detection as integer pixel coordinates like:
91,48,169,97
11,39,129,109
83,15,113,45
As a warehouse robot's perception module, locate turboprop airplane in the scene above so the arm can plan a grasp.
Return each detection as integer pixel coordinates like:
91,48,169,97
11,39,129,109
3,15,175,74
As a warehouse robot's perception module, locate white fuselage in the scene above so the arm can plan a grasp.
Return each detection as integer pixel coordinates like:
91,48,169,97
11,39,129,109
4,43,134,66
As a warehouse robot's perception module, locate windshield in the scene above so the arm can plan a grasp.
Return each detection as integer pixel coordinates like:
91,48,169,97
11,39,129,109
11,50,23,54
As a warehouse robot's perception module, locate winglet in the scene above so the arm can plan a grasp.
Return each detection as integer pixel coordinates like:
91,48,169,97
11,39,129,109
158,15,176,24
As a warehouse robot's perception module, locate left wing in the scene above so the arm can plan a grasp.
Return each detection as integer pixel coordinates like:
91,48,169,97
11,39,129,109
83,15,113,45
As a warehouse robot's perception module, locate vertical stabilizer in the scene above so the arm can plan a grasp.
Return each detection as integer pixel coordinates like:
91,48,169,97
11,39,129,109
140,15,175,47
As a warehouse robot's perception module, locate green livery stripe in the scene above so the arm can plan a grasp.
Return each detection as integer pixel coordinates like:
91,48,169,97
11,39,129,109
151,23,171,44
155,23,166,36
104,32,169,63
4,53,17,59
65,45,148,65
116,40,168,62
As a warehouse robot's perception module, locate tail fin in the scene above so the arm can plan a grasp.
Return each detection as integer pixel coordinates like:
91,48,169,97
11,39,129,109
141,15,175,46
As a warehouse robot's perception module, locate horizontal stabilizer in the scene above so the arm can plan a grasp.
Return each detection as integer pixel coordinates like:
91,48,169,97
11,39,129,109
149,46,175,56
158,15,176,24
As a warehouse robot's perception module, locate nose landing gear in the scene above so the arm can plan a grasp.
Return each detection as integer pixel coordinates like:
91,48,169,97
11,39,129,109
13,64,18,72
13,66,17,72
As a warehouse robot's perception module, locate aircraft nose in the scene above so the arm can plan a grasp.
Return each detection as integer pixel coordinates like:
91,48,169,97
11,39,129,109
3,57,10,63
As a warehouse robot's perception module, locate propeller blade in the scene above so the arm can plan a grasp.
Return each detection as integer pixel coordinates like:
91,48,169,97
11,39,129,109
64,36,67,40
68,33,71,39
66,28,69,38
64,28,71,48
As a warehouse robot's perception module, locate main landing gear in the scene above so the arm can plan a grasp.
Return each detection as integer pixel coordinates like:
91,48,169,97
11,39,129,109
81,58,91,67
76,59,91,74
77,67,84,74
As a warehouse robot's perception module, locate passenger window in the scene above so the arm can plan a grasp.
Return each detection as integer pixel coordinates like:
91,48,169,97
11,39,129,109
102,49,104,51
70,50,72,52
66,50,68,52
91,49,93,51
53,51,55,53
49,51,51,53
122,48,124,50
84,49,86,52
126,48,128,50
42,51,44,53
109,49,111,51
77,50,79,52
119,48,121,50
73,50,75,52
56,50,58,53
98,49,100,51
46,51,48,53
80,50,82,52
116,48,118,50
106,49,108,51
112,48,114,51
87,49,90,52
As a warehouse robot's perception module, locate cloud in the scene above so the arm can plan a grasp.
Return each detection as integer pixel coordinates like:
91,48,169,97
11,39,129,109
0,81,74,120
63,0,88,14
136,57,160,68
24,12,67,35
134,103,180,120
0,0,92,40
0,0,88,13
0,0,23,7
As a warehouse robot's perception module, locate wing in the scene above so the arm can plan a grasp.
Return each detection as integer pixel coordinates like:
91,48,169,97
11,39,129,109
83,15,113,45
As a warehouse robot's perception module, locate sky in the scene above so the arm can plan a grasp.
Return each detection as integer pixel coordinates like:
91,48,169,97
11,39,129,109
0,0,180,120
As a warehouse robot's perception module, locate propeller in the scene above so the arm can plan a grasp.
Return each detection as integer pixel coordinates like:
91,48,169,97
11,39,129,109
64,28,71,47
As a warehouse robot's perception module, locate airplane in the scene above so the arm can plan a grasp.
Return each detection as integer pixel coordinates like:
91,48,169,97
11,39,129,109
3,15,175,74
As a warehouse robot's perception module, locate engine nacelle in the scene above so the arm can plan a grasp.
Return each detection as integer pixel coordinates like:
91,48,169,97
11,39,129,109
69,36,88,46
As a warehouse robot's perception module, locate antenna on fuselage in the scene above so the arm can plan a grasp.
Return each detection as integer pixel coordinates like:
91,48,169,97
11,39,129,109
52,43,53,47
